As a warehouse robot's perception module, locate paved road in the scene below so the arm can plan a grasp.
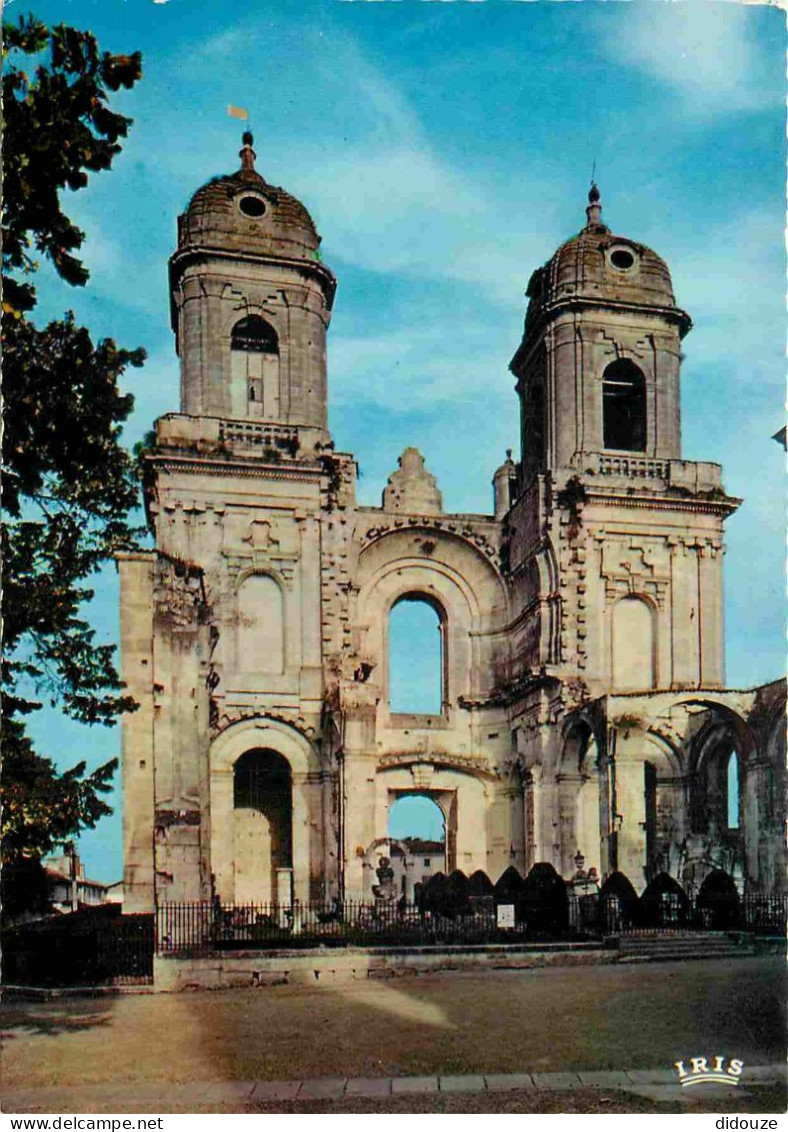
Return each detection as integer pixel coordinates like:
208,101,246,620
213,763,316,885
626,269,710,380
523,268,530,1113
2,956,785,1113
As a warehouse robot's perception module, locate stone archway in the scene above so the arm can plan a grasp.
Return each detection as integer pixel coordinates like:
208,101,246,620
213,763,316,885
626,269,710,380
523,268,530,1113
209,718,319,905
385,793,449,900
233,749,292,904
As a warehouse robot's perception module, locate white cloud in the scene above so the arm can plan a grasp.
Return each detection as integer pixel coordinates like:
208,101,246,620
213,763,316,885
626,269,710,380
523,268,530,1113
601,2,776,114
139,19,562,309
670,207,784,392
330,320,511,411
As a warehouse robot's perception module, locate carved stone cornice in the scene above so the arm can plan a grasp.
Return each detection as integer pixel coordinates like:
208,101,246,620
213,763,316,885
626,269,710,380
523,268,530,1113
149,453,325,482
359,516,501,567
583,488,740,517
377,751,500,780
211,705,319,742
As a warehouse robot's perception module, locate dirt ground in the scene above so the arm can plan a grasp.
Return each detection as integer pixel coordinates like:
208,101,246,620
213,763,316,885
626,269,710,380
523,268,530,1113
1,955,785,1113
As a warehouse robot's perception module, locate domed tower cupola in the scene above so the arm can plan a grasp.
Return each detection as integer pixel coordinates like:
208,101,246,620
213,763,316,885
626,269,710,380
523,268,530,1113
169,133,337,438
511,184,691,476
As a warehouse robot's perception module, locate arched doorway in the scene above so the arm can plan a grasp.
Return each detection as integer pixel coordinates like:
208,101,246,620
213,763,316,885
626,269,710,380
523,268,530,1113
233,748,292,904
387,793,447,899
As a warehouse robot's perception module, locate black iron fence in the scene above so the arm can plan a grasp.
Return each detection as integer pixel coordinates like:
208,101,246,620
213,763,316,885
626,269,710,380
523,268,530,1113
596,890,788,936
2,911,154,987
157,898,539,953
158,890,788,954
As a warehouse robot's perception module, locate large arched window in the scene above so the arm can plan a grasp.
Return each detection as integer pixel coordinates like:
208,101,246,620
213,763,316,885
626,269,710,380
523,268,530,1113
230,315,280,419
388,596,443,714
602,359,646,452
237,574,284,674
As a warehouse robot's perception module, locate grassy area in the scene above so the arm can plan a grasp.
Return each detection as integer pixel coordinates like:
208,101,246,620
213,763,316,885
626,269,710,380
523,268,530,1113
1,957,784,1090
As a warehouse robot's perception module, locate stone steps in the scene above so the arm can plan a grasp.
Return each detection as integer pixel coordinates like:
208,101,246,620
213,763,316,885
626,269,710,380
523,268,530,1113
615,932,756,962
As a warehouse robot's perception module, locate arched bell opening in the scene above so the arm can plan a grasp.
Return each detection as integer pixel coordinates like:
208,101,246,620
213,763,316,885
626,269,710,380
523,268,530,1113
230,315,280,419
602,359,646,452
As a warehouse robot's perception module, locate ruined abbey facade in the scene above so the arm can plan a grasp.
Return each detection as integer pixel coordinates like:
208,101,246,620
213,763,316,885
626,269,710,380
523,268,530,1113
119,135,786,913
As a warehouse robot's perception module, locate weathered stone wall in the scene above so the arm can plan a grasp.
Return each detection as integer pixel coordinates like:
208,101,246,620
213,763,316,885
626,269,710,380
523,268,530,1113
117,157,786,922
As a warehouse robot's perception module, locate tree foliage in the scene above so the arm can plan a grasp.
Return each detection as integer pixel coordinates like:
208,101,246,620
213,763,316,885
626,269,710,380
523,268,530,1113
2,13,144,873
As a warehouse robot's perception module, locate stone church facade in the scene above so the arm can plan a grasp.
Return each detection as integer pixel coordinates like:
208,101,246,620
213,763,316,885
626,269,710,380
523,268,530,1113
118,135,786,913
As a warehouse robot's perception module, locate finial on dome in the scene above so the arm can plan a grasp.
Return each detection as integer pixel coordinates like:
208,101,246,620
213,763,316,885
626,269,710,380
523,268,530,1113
586,180,603,227
239,131,256,173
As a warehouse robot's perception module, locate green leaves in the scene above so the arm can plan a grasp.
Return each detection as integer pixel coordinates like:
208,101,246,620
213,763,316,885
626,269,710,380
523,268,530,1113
1,720,119,864
2,12,144,879
2,14,142,304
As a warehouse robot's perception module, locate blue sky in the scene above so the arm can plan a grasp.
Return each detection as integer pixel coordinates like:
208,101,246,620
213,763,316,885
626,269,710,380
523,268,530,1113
14,0,786,881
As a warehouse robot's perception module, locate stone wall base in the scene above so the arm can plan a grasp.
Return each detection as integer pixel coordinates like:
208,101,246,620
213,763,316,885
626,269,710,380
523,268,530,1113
154,944,614,992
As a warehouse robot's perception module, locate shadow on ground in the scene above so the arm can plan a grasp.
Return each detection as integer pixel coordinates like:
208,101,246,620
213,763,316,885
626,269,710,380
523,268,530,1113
2,955,785,1110
1,998,114,1040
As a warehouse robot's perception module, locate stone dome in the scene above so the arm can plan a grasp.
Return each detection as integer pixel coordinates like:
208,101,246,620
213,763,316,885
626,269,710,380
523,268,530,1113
524,186,690,338
177,133,321,263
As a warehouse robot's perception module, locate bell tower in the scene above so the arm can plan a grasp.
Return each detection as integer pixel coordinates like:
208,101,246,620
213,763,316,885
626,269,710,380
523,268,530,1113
168,132,336,445
511,184,689,478
505,186,739,695
120,136,352,913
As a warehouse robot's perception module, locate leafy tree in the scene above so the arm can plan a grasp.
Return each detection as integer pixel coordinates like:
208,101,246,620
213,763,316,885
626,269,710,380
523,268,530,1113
2,13,144,885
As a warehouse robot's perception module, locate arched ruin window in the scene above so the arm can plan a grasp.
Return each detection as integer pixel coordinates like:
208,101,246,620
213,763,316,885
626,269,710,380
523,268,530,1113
727,750,740,830
602,359,646,452
230,315,280,419
233,749,292,903
237,574,284,674
612,596,655,691
690,731,744,841
388,596,443,714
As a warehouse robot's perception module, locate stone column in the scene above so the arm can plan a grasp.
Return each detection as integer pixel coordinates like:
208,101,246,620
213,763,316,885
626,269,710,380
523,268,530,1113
612,731,649,889
341,694,379,899
210,765,235,904
117,551,157,913
290,771,312,903
670,542,701,688
699,542,724,687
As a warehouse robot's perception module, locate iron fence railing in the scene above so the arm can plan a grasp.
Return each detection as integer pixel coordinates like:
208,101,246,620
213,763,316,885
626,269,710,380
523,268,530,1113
3,891,785,982
157,891,788,954
599,891,788,936
157,899,542,954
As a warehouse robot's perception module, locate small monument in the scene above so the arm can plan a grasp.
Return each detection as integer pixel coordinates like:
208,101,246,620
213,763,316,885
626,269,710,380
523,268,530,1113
372,856,397,904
